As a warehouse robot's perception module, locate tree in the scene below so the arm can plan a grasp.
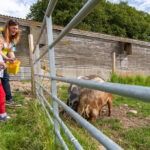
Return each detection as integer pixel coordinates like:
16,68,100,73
26,0,150,41
26,0,49,21
26,0,84,24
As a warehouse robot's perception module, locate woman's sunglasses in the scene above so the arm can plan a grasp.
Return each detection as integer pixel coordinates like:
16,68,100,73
8,19,19,26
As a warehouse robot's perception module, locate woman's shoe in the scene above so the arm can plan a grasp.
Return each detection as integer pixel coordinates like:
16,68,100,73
6,99,22,107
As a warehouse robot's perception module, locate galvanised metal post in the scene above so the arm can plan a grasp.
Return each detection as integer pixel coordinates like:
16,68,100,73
33,0,57,53
46,16,60,147
33,45,39,98
36,44,44,106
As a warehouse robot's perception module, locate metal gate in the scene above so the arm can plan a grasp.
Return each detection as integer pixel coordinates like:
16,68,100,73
29,0,150,149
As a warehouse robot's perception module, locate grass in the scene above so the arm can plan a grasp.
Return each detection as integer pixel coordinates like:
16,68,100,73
57,74,150,150
121,125,150,149
59,115,99,150
110,73,150,86
108,73,150,149
1,74,150,150
95,118,122,131
57,85,69,102
113,95,150,118
0,88,101,150
0,92,54,150
110,73,150,118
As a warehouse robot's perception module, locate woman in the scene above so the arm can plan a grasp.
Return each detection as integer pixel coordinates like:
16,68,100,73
1,19,20,106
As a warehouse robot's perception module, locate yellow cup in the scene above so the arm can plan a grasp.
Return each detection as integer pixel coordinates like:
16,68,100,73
7,60,20,75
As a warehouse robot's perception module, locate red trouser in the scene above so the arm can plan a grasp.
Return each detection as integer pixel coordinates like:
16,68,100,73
0,83,6,114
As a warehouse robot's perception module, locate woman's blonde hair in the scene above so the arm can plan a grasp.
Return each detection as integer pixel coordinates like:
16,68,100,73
3,19,20,44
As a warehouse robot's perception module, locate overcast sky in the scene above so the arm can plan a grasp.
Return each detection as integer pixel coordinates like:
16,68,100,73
0,0,149,19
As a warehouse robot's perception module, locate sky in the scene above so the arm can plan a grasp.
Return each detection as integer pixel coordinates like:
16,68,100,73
0,0,37,19
0,0,149,19
108,0,150,13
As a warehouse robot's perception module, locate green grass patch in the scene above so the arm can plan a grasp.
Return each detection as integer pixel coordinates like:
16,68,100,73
0,92,54,150
60,115,99,150
121,125,150,149
110,73,150,86
57,85,69,103
95,118,122,131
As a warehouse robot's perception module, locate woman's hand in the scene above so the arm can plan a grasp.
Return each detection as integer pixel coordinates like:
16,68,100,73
7,57,15,63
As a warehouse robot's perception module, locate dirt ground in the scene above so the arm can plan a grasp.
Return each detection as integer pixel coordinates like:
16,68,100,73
102,105,150,129
10,81,150,129
10,80,31,95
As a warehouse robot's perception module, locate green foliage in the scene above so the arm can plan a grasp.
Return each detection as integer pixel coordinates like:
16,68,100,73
110,73,150,86
26,0,49,21
27,0,150,41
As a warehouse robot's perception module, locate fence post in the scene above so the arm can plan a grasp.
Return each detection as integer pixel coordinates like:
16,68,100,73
36,44,43,103
36,44,44,105
28,34,35,96
34,45,39,98
112,51,116,73
46,16,60,147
